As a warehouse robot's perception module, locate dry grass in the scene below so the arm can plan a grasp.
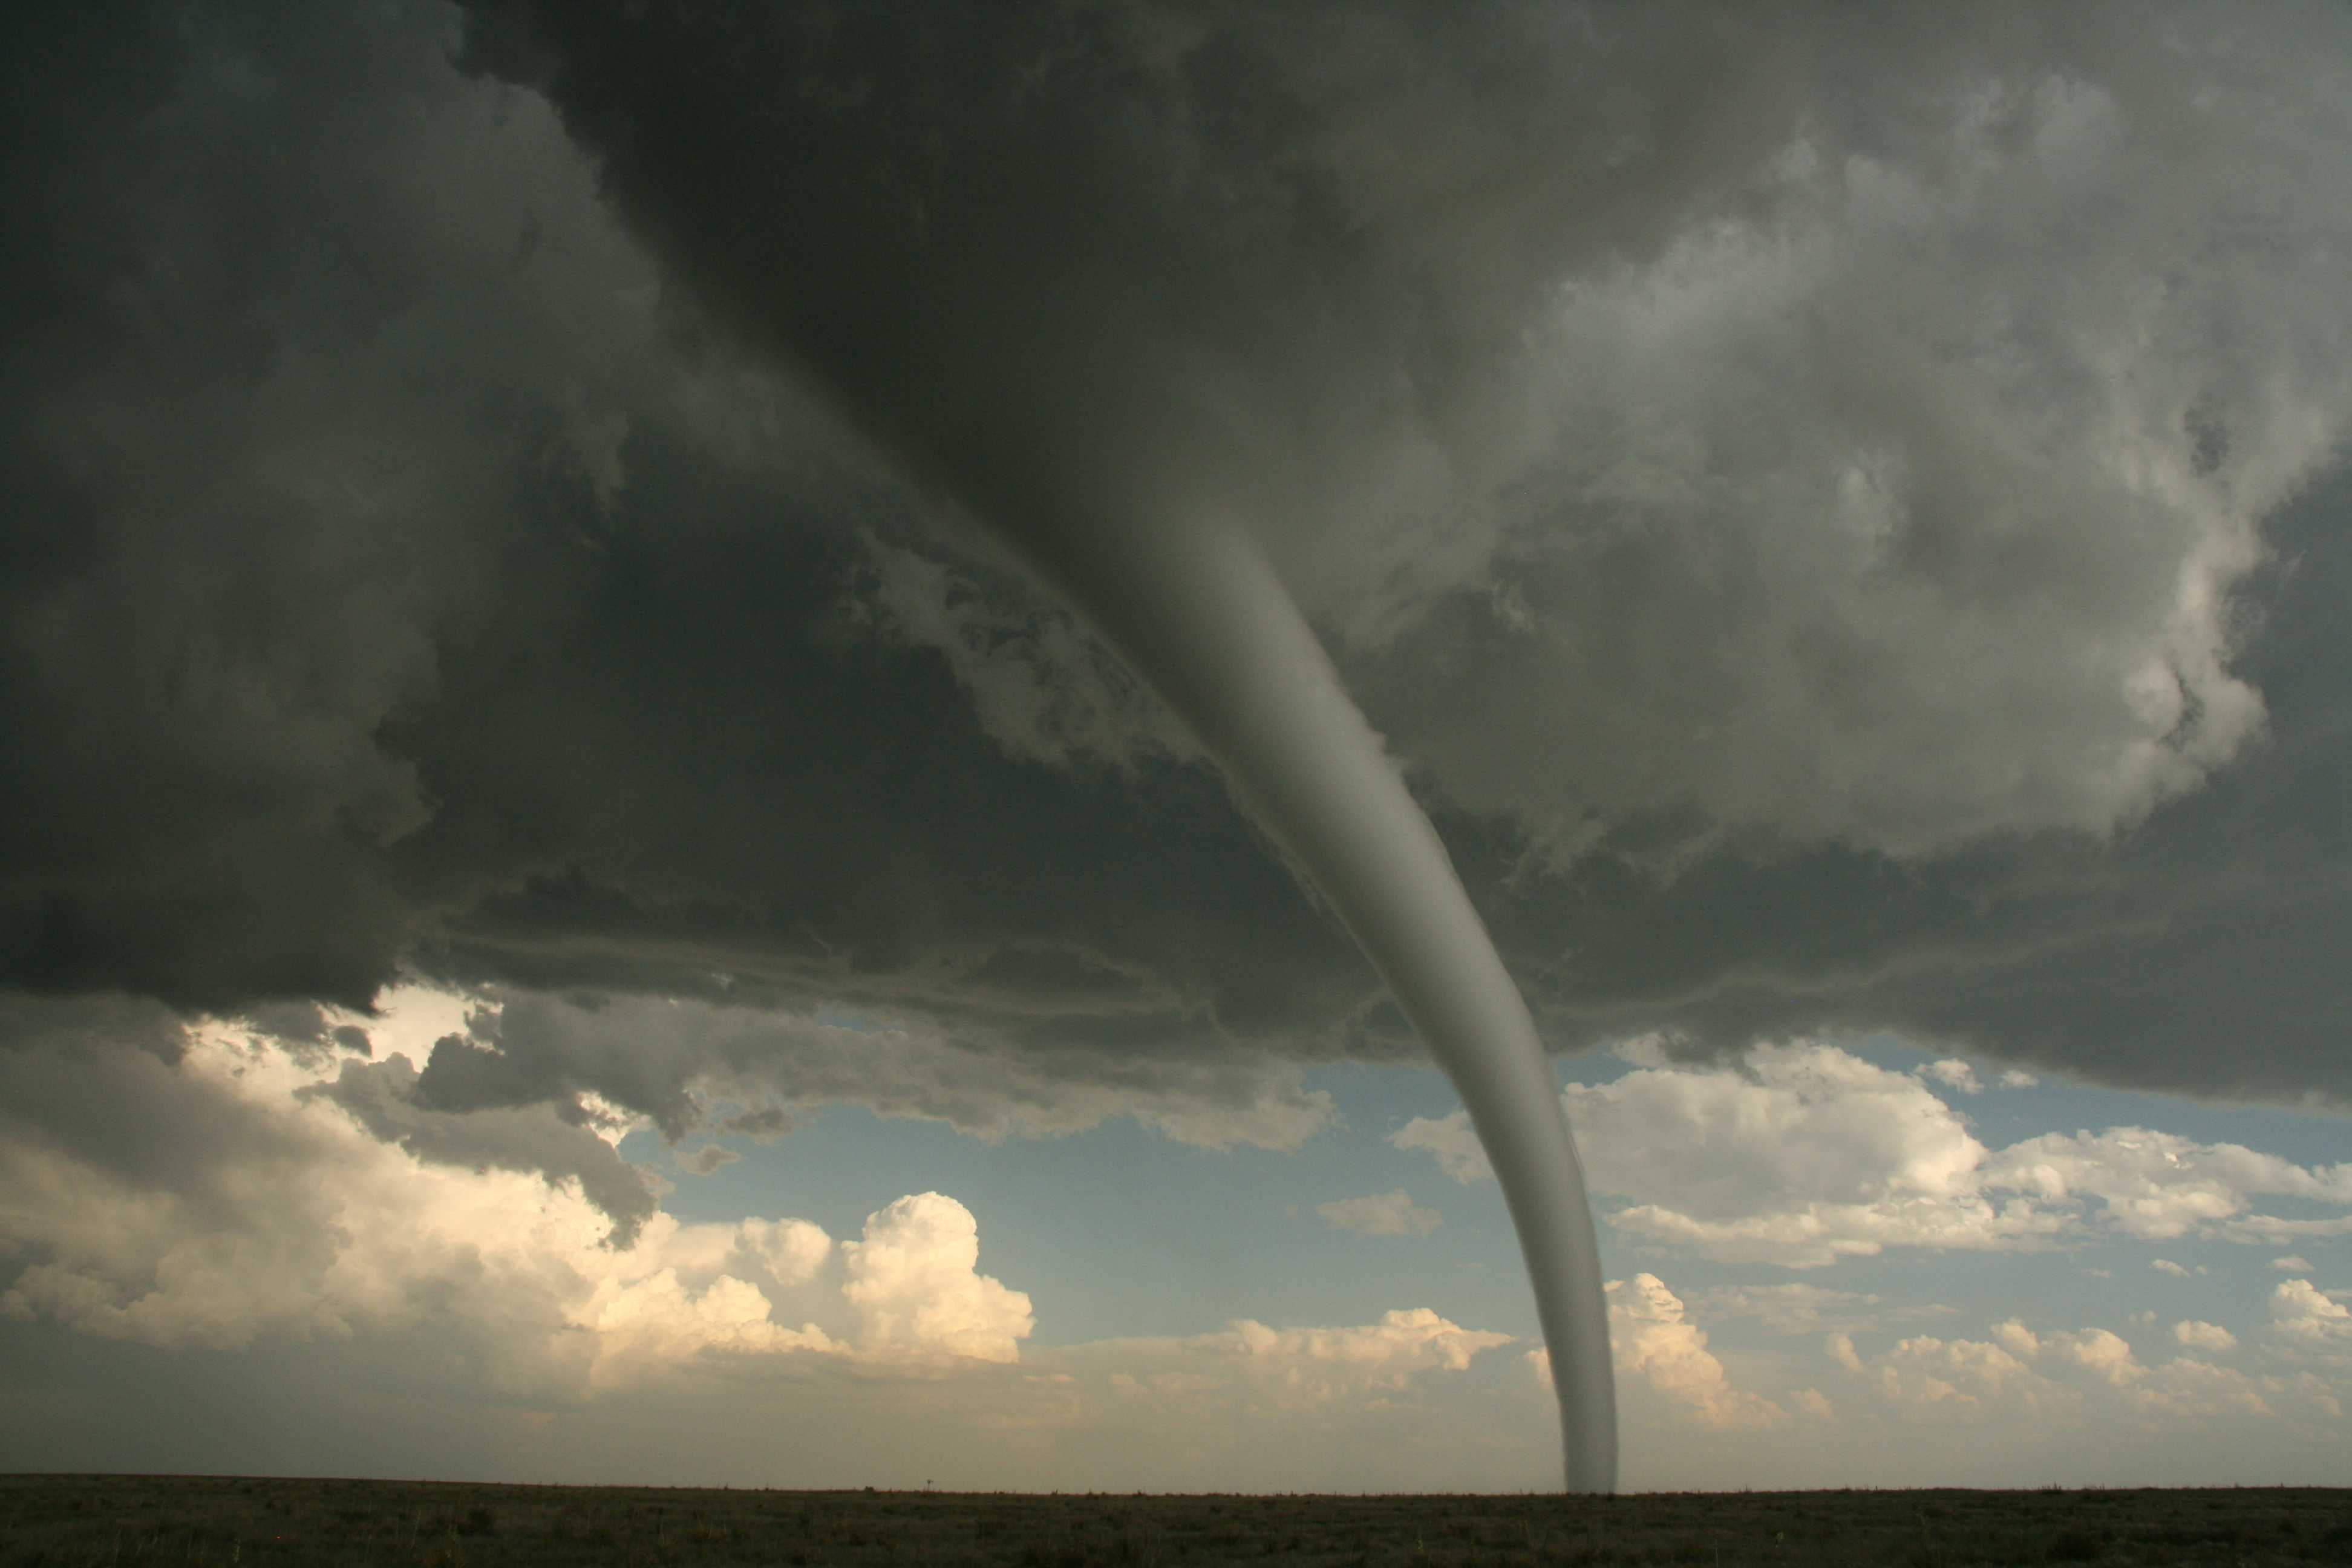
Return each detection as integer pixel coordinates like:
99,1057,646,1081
2,1475,2346,1566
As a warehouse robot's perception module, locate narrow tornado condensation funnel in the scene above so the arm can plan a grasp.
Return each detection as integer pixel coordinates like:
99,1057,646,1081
1028,518,1618,1494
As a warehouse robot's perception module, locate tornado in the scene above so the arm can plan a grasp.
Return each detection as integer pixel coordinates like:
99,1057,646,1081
1024,517,1618,1492
461,0,1618,1490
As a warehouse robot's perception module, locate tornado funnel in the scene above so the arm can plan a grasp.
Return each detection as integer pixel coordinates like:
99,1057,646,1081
1022,518,1619,1491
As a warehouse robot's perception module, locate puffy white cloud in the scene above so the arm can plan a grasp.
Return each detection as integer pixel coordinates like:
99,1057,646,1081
1990,1320,2040,1359
1316,1190,1441,1238
1578,1042,2017,1266
1224,1310,1509,1396
1881,1316,2286,1429
2175,1321,2238,1354
2051,1327,2144,1389
1681,1283,1953,1338
1405,1040,1989,1215
1105,1308,1512,1411
1394,1039,2352,1267
2152,1259,2192,1278
1402,1039,2045,1265
2215,1213,2352,1245
0,1023,1031,1389
2273,1255,2314,1272
1602,1274,1788,1432
2133,1357,2281,1421
575,1269,838,1383
732,1217,835,1289
840,1194,1034,1365
2269,1279,2352,1344
1998,1071,2042,1090
1923,1060,1982,1095
1838,1313,2318,1430
1867,1333,2065,1417
1987,1131,2352,1242
1389,1114,1494,1185
1858,1319,2273,1420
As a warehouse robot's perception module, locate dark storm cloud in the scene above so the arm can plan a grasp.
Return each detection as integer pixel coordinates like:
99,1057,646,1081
439,0,2352,1110
342,986,1342,1168
1,0,624,1008
243,1001,372,1063
0,0,1368,1047
380,453,1368,1048
454,0,2351,851
4,0,2352,1218
1487,469,2352,1106
0,990,188,1065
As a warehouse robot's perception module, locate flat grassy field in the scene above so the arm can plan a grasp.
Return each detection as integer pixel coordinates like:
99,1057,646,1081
2,1475,2346,1567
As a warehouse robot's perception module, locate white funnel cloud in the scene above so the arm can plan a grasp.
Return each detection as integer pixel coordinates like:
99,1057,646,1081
1018,517,1616,1491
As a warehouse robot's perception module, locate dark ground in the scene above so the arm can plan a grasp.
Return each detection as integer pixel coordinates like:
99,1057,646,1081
2,1475,2347,1567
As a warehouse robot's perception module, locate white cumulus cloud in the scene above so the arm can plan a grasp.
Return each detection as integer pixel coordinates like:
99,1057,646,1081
1393,1039,2352,1267
2270,1279,2352,1344
0,1024,1032,1389
1316,1190,1441,1237
1596,1274,1788,1432
1685,1283,1954,1337
2174,1321,2238,1354
1390,1114,1495,1185
840,1194,1034,1364
1838,1315,2312,1431
1104,1308,1512,1411
1922,1060,1982,1095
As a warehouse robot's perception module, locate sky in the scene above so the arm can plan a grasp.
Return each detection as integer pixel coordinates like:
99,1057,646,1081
4,0,2351,1494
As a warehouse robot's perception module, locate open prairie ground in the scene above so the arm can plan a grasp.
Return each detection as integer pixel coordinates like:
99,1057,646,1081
2,1475,2346,1567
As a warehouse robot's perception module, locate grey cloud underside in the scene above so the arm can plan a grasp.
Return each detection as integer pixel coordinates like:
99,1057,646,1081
398,990,1341,1155
2,0,2350,1140
1476,475,2352,1103
0,0,1368,1047
0,998,230,1198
